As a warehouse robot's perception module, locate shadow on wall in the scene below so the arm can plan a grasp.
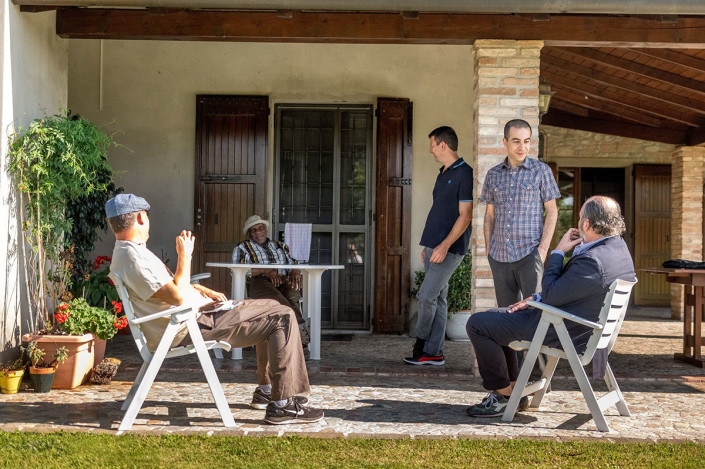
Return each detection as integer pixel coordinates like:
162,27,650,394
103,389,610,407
0,186,23,363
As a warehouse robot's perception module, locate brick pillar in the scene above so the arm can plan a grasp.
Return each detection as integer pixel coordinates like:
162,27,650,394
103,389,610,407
670,146,705,319
471,40,543,314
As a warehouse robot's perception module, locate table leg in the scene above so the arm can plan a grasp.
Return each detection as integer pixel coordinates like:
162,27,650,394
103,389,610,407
305,269,324,360
223,268,247,360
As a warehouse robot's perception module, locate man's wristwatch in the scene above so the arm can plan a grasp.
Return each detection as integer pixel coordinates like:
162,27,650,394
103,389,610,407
531,292,541,302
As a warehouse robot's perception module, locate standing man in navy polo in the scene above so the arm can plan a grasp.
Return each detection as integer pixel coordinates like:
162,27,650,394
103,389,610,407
404,126,473,365
481,119,560,308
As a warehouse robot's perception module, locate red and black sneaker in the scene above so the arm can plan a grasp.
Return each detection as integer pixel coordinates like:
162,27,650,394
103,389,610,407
403,353,445,366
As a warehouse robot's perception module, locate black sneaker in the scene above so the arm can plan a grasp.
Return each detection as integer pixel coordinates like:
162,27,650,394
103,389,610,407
250,388,309,410
403,353,445,366
465,392,530,417
412,338,426,358
264,398,324,425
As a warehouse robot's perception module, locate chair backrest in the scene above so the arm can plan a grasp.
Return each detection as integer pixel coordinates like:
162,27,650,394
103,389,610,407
109,272,153,362
284,223,312,263
581,278,637,362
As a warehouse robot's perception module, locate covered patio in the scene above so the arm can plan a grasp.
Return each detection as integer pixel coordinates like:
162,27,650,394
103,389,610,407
1,306,704,440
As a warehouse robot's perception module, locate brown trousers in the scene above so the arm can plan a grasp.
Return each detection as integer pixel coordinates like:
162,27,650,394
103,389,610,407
182,299,309,401
247,276,304,324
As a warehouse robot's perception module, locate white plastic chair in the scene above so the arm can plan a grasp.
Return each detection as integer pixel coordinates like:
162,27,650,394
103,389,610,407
502,278,637,432
110,272,236,433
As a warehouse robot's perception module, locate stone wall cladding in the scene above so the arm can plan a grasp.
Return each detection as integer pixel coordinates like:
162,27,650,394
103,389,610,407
472,40,543,312
670,147,705,319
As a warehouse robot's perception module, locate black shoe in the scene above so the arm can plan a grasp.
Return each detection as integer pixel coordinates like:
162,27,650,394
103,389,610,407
412,338,426,358
250,388,309,410
403,352,445,366
264,398,324,425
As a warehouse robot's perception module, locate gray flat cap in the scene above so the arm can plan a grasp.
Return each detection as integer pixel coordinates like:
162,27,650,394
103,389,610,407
105,194,150,218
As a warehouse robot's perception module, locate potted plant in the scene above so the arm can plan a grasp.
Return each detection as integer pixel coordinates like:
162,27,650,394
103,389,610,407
27,340,69,392
0,354,27,394
7,112,120,388
22,298,127,389
412,254,472,341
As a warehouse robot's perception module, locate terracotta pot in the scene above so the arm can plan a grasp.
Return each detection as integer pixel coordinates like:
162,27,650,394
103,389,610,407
21,333,96,389
93,338,107,366
29,366,56,392
0,369,25,394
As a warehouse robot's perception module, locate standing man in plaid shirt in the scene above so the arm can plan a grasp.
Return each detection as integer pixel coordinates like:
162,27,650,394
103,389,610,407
481,119,560,307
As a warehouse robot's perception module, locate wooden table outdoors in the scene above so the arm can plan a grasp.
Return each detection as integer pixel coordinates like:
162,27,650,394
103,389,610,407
643,268,705,367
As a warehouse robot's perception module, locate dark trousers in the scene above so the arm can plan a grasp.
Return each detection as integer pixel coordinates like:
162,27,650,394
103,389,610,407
183,299,310,401
247,276,304,324
488,247,543,307
466,307,542,391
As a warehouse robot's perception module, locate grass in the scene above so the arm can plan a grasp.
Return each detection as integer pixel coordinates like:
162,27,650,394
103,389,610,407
0,432,703,468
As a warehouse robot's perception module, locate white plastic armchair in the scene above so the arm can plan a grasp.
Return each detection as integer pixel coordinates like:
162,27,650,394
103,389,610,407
110,272,236,433
502,278,637,432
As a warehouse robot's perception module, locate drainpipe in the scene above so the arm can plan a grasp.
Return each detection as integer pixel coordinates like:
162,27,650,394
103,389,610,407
10,0,705,16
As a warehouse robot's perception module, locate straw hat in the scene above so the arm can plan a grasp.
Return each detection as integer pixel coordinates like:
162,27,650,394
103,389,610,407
242,215,270,235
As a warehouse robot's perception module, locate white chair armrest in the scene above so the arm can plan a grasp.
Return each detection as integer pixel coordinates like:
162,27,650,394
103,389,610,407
526,300,603,330
190,273,211,284
130,304,197,325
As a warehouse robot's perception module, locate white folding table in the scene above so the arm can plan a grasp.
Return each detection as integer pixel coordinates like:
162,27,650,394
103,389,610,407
206,262,344,360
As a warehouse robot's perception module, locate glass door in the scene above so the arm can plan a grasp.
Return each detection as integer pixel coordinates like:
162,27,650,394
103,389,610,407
274,105,372,329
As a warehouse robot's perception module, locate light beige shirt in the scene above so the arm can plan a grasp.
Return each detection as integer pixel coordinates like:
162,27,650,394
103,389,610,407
110,240,209,351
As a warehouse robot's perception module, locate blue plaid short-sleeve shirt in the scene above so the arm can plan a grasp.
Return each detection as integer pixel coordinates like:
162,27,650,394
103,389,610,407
480,157,560,263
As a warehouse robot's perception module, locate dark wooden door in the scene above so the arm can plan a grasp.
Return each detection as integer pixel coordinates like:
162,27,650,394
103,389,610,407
374,98,412,333
634,164,671,306
194,95,268,295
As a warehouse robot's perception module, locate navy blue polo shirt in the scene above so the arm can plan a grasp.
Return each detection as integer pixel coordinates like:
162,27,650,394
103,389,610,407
420,158,474,255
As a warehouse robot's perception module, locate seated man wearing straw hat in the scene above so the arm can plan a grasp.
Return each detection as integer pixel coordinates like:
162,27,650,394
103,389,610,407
232,215,309,347
106,194,323,425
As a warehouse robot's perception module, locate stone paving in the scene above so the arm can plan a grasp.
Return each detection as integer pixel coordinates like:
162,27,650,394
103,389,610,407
1,307,704,441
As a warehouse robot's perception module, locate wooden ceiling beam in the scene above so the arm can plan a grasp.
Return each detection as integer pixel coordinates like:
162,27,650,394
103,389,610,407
542,110,685,144
548,100,590,118
54,9,705,47
552,86,663,127
559,47,705,95
630,48,705,73
541,67,702,126
542,53,705,115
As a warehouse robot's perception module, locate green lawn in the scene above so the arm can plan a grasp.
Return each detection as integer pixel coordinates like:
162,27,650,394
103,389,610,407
1,432,703,468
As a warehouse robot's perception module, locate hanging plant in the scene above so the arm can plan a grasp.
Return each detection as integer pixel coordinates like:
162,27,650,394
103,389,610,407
6,111,119,332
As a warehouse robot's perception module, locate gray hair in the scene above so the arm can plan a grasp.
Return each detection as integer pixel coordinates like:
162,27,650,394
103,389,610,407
581,196,626,236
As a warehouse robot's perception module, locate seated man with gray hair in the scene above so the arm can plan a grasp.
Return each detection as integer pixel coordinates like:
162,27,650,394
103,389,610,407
232,215,309,347
106,194,323,425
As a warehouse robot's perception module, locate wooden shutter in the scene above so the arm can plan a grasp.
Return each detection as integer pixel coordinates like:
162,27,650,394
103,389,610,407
194,95,268,295
374,98,412,333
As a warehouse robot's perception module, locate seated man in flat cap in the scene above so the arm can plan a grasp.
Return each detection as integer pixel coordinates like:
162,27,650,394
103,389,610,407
232,215,309,347
106,194,323,425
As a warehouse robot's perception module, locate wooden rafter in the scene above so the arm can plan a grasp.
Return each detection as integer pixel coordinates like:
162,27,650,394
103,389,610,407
552,86,663,127
542,110,685,145
53,9,705,47
560,47,705,94
630,48,705,73
541,67,701,127
542,53,705,116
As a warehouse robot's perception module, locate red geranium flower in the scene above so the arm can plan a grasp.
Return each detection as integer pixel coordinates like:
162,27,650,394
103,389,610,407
114,316,128,330
111,300,123,314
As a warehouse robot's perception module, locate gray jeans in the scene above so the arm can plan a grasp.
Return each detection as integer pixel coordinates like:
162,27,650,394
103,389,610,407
415,247,464,356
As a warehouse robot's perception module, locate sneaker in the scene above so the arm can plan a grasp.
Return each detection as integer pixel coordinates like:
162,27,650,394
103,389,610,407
411,338,425,358
264,399,324,425
466,392,529,417
250,388,309,410
403,353,445,366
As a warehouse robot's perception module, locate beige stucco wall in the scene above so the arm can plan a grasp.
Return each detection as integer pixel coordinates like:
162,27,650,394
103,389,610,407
0,4,68,360
68,40,475,277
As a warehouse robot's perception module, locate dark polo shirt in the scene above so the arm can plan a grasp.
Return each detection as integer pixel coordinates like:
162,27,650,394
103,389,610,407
420,158,474,255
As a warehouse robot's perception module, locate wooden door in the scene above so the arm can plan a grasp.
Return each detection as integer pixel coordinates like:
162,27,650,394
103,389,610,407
634,164,671,306
194,95,268,295
374,98,413,333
